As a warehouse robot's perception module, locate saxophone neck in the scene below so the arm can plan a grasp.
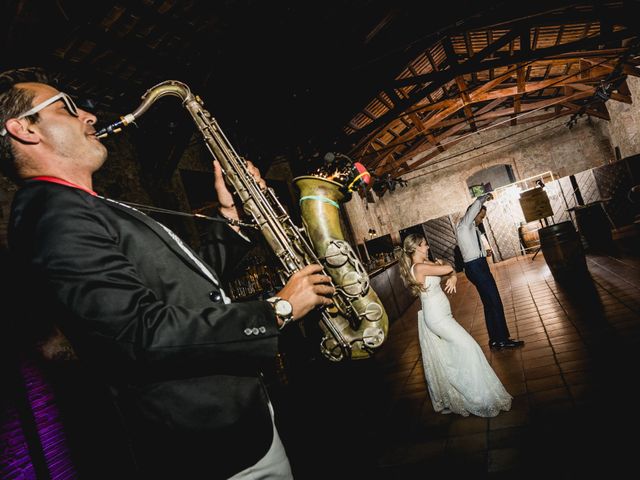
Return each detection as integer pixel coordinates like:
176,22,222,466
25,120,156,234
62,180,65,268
137,80,193,114
95,80,194,139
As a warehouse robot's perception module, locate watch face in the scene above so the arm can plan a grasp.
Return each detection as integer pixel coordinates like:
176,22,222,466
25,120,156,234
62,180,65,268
275,299,292,317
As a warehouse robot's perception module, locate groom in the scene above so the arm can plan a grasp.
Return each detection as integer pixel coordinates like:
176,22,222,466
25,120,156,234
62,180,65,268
456,193,524,351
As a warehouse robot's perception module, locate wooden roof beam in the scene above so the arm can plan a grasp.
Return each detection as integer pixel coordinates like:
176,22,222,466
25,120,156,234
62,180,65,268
378,98,508,172
520,25,531,54
409,64,611,117
455,75,477,131
512,63,526,125
464,32,478,83
356,60,612,159
562,101,610,121
403,65,517,116
380,90,594,173
473,66,613,102
350,29,636,146
394,30,634,89
356,67,603,159
569,83,632,103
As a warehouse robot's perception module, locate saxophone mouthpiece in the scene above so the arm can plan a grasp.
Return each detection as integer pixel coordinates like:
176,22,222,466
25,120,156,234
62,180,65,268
94,114,137,138
95,120,125,139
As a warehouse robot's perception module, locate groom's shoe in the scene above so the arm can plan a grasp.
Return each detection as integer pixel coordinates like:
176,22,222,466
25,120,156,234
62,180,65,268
490,339,525,350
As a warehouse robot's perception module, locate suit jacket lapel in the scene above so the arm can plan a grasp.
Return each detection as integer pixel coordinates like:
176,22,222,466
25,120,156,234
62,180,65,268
101,198,221,286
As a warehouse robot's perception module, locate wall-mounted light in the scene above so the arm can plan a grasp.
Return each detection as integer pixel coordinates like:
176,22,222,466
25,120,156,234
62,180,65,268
372,174,409,197
595,82,612,101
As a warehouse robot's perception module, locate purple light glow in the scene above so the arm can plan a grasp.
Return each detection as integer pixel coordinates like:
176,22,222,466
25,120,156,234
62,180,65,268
0,359,77,480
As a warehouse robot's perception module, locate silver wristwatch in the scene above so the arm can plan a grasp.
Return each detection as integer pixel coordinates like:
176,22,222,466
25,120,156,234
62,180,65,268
267,296,294,330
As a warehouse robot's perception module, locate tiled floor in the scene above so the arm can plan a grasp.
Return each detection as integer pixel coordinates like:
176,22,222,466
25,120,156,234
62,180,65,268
271,251,640,479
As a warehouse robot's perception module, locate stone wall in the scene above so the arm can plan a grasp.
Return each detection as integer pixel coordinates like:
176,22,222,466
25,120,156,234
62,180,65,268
344,88,640,246
605,76,640,159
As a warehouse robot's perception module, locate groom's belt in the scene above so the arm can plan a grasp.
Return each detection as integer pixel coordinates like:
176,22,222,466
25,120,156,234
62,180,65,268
464,255,487,265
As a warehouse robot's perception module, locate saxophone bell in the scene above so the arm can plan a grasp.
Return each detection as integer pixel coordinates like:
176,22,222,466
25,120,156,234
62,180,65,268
313,154,372,198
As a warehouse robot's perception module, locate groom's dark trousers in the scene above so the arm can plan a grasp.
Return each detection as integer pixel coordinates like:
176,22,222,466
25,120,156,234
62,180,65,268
463,257,510,343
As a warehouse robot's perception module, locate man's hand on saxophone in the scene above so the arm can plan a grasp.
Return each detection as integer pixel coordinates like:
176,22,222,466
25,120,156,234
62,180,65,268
214,159,266,232
213,159,333,328
275,264,335,328
88,80,386,359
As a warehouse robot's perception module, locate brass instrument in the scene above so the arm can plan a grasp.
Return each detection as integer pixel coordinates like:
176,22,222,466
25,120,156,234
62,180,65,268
95,80,388,361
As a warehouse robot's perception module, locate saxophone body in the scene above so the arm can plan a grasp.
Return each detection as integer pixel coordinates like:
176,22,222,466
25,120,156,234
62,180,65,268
96,80,388,361
294,176,388,359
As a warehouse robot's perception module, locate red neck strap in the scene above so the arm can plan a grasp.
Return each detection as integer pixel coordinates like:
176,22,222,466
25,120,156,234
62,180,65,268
30,176,97,197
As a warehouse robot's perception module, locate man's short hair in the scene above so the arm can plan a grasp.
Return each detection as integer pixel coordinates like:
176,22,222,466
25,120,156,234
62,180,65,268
0,67,54,182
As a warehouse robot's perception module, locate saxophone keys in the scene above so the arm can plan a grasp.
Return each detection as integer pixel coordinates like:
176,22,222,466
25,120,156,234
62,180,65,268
324,241,348,267
363,302,384,322
341,271,366,297
362,327,385,348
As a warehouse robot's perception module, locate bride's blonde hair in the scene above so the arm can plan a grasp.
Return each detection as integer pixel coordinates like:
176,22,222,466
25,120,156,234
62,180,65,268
397,233,427,297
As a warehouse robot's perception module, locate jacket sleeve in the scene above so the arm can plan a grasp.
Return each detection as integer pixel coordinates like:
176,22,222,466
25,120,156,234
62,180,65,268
12,188,279,376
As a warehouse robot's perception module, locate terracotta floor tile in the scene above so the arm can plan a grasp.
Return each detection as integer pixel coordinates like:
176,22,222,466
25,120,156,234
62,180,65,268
526,375,566,392
523,363,561,379
448,415,488,436
551,340,586,354
521,346,554,360
488,447,522,473
522,354,557,369
273,252,640,479
555,349,589,363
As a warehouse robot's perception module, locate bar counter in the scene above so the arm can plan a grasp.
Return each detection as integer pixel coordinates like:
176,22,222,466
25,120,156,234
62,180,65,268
368,260,415,324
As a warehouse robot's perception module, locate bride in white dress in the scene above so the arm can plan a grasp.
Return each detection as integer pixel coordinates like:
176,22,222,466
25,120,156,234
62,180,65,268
398,234,512,417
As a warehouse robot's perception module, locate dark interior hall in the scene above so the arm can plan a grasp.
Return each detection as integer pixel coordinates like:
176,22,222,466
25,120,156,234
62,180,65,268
2,1,640,479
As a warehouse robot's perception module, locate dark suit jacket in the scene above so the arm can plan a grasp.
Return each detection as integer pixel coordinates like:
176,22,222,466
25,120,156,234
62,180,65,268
9,180,281,479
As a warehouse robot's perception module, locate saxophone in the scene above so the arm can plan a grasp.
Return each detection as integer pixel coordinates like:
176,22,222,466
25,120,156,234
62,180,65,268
95,80,388,361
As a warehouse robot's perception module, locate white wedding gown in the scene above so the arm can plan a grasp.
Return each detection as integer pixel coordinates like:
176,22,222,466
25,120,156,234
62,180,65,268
417,275,512,417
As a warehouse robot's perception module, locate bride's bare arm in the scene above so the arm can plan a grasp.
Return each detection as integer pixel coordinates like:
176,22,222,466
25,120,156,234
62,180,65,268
413,262,454,283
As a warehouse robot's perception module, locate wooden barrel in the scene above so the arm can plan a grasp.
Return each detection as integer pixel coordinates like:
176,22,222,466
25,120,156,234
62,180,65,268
574,202,613,252
518,222,540,252
539,221,588,280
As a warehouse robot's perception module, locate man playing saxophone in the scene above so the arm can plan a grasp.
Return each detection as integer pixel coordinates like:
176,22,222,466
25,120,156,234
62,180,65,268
0,67,333,479
93,77,388,362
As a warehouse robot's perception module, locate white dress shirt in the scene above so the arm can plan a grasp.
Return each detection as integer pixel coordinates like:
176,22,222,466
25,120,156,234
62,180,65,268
456,194,491,263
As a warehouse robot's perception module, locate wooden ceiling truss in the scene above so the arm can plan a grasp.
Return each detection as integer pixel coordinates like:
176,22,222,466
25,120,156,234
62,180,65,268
345,2,640,178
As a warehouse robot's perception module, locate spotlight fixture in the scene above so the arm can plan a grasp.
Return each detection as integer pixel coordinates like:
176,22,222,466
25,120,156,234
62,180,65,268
595,81,612,101
372,174,409,197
